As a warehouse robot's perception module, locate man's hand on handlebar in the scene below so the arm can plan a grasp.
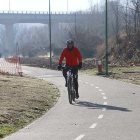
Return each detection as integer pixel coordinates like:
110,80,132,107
57,64,62,70
78,62,82,70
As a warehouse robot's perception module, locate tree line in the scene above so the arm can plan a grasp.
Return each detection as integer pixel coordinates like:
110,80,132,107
0,0,139,58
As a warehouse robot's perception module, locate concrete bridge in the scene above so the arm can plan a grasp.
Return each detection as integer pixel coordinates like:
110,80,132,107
0,10,91,54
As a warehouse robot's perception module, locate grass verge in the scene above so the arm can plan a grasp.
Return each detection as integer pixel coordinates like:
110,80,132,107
80,66,140,86
0,75,59,139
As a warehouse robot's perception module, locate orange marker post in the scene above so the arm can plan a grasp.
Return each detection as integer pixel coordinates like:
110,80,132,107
98,61,102,73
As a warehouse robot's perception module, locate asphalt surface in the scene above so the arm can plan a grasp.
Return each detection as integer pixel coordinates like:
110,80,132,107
3,66,140,140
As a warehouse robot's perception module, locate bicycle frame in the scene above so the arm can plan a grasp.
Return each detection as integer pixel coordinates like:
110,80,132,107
62,66,77,104
67,69,75,92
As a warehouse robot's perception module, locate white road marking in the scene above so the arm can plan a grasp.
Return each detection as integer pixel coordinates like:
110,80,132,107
103,102,108,105
85,82,89,84
99,89,102,91
98,115,104,119
102,108,107,111
103,96,107,99
102,93,105,95
96,87,99,88
74,135,85,140
90,123,98,129
90,84,94,86
35,75,53,78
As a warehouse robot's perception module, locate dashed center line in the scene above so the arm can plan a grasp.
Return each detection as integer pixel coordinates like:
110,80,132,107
90,123,98,129
74,135,85,140
78,80,108,138
99,89,102,91
98,114,104,119
103,96,107,99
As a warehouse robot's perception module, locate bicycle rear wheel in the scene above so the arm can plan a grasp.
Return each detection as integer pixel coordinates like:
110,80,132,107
67,78,72,104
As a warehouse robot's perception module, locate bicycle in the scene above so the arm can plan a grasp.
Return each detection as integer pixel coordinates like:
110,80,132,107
62,65,78,104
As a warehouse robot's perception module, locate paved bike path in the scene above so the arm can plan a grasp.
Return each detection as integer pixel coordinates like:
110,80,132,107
3,66,140,140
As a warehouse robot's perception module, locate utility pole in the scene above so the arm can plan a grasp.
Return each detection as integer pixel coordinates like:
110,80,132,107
49,0,52,68
105,0,108,75
9,0,11,12
67,0,69,12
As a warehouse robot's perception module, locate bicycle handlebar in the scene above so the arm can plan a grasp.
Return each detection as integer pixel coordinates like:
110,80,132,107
62,65,78,70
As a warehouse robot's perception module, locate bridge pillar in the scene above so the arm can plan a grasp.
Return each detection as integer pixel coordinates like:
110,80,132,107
51,22,60,47
5,24,15,55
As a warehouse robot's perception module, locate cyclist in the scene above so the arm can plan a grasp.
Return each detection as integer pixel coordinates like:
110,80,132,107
57,39,82,99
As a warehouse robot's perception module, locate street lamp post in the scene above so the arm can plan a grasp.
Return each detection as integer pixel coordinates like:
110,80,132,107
105,0,108,75
49,0,52,68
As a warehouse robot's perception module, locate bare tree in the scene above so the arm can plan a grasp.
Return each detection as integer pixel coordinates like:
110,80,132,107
16,25,49,57
131,0,140,34
110,0,121,43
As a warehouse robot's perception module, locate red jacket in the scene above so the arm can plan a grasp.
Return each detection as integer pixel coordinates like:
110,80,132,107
59,46,82,66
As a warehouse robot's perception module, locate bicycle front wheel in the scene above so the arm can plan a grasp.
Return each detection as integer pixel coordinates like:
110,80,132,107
67,78,72,104
72,90,76,101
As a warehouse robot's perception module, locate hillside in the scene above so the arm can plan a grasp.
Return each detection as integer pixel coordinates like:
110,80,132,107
97,34,140,66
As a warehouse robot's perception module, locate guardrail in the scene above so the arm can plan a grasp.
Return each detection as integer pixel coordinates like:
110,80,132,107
0,10,92,15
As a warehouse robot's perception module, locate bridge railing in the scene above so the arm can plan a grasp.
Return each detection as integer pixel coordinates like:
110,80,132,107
0,10,92,15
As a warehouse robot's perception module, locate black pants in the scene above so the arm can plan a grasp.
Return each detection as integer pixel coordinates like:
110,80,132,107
63,67,78,95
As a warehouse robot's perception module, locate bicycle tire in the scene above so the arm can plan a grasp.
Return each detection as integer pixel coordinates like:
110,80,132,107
72,91,75,101
67,78,72,104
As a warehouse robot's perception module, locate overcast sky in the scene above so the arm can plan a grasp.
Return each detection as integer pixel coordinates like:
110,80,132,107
0,0,101,12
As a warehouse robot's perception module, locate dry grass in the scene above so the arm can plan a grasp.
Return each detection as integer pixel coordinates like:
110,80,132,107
109,66,140,86
0,75,59,138
21,56,59,70
21,57,97,70
96,31,127,59
96,36,116,59
80,66,140,86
